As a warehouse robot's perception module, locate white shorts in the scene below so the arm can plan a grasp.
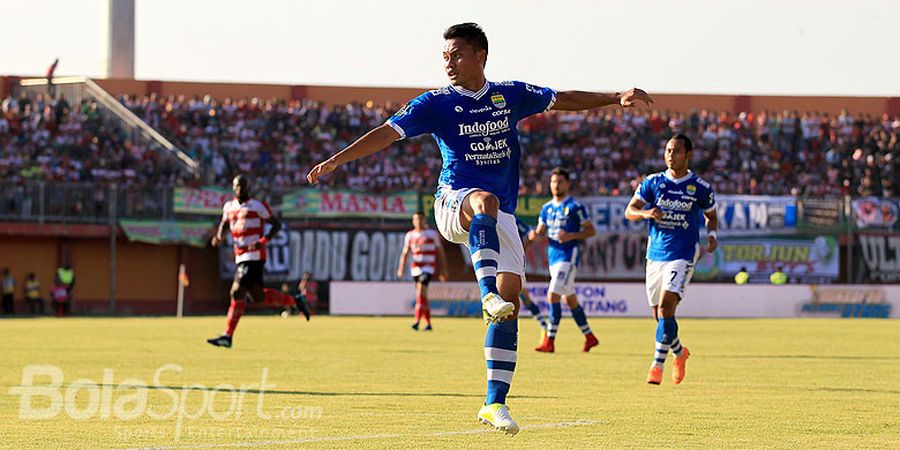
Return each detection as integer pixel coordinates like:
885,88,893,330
433,186,525,279
645,258,695,307
548,261,577,296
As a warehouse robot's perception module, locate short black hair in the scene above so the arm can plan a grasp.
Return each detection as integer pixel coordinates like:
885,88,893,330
670,133,693,152
550,167,570,179
443,23,488,55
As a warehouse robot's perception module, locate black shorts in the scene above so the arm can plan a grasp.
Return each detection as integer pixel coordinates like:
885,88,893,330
413,272,433,286
234,261,265,290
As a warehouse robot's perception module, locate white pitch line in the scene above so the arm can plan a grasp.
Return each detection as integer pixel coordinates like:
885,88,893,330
435,419,599,436
112,419,599,449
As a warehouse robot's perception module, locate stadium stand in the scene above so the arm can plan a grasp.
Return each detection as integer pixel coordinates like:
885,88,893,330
2,89,898,203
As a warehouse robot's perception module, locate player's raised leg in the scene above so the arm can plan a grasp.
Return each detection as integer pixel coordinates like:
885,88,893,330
459,195,521,434
461,191,514,322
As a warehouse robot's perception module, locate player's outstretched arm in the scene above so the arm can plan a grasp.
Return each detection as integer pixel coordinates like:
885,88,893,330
307,124,401,184
552,88,654,111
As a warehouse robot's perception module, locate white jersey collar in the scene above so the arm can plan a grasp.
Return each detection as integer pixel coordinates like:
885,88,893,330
450,80,490,100
663,170,694,184
551,196,571,206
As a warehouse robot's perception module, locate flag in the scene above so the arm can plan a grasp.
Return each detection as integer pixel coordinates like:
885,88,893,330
178,265,190,287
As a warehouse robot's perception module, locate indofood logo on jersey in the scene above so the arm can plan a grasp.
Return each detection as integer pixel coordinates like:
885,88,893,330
490,93,507,109
657,198,693,211
458,117,510,137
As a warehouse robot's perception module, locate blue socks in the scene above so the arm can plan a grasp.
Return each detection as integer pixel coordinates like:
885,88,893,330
522,297,547,328
653,316,680,368
571,306,593,336
485,319,518,405
547,302,562,340
469,214,500,298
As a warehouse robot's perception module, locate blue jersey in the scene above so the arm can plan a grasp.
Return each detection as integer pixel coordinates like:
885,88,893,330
386,81,556,214
635,171,716,262
539,197,590,266
515,216,533,244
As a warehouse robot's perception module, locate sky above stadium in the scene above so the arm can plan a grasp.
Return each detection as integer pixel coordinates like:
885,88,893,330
2,0,898,96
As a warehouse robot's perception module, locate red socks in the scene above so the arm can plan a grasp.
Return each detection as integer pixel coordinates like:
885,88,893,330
225,299,246,336
415,294,431,325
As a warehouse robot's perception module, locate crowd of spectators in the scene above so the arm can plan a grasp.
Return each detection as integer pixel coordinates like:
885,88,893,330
2,90,898,201
520,107,899,197
0,92,189,187
122,93,900,198
0,92,185,219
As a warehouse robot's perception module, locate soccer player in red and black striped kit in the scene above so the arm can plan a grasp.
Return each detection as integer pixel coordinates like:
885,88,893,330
397,212,448,331
207,175,281,348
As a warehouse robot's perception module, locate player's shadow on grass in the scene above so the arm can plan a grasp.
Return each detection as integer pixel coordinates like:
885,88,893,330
85,384,559,399
606,352,900,362
813,386,900,395
709,354,900,361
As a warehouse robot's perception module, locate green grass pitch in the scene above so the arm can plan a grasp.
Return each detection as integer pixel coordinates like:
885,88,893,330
1,315,899,449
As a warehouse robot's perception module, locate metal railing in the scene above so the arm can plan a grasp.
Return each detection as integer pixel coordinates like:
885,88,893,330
17,76,199,175
0,181,172,224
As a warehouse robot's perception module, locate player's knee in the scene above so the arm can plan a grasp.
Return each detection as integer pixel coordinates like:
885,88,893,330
470,192,499,217
657,306,673,318
658,292,680,317
564,296,579,309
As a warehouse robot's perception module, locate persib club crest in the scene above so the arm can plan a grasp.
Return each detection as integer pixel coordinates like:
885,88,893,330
686,184,697,195
491,93,507,109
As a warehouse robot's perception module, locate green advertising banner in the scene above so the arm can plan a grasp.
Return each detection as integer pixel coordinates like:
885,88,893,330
119,220,214,248
282,189,419,219
173,186,232,215
515,195,551,226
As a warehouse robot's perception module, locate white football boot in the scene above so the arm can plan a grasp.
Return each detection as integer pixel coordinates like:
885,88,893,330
477,403,519,436
481,292,515,324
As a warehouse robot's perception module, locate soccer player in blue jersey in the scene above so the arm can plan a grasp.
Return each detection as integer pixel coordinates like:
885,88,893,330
307,23,652,434
530,167,599,353
514,216,549,343
625,134,718,385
